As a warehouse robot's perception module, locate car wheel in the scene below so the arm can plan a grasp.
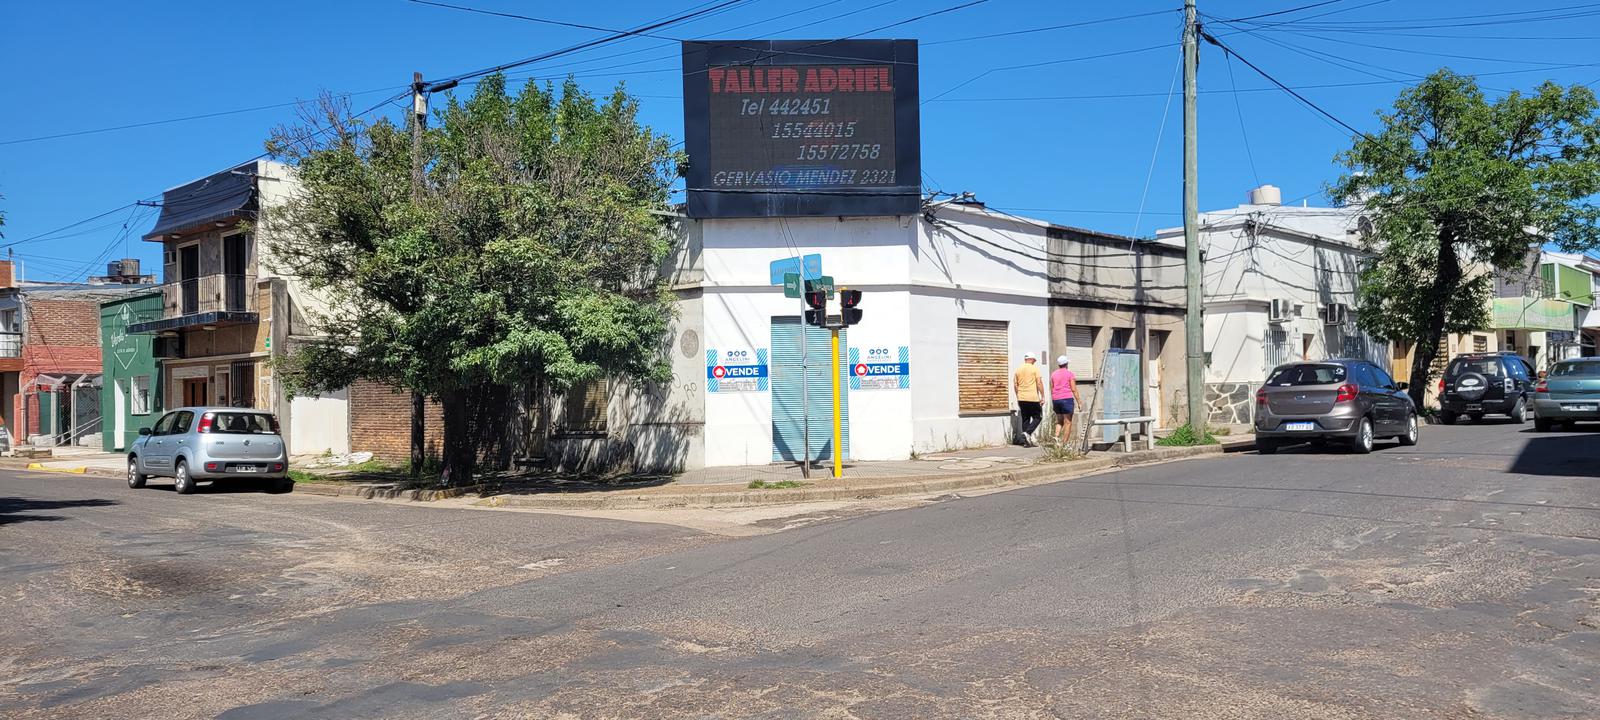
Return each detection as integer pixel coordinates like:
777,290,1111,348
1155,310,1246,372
1535,417,1553,432
1398,413,1419,446
127,458,146,489
174,461,195,495
1351,418,1374,454
1257,439,1279,455
268,477,294,494
1468,413,1484,423
1509,399,1527,423
1439,410,1458,425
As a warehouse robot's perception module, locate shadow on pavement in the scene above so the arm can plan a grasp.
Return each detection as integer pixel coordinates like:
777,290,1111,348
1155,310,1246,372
141,479,294,494
1508,426,1600,479
0,496,118,525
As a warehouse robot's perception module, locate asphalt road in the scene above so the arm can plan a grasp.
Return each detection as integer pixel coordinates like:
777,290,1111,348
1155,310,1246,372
2,420,1597,719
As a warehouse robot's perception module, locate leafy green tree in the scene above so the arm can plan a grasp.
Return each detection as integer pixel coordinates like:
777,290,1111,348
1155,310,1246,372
264,75,681,483
1333,70,1600,405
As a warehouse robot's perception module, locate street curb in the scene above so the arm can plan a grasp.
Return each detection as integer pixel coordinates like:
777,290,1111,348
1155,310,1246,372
292,481,489,502
474,444,1232,511
25,463,87,474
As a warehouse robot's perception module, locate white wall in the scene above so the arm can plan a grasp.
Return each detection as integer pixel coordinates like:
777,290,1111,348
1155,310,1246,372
288,389,349,456
685,208,1053,467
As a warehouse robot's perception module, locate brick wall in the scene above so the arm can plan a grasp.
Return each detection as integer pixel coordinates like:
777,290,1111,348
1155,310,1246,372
348,378,443,464
15,297,104,440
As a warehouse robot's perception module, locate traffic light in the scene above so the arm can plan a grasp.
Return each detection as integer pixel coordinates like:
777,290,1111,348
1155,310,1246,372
840,288,863,326
804,283,828,328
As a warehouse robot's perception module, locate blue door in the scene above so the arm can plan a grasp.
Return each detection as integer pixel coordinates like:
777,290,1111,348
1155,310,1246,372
770,317,849,462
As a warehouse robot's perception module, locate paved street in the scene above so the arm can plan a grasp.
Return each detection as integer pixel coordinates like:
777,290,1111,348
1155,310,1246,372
3,421,1598,719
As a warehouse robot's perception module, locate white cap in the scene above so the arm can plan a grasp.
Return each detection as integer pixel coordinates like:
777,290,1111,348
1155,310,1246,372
1057,355,1070,366
1023,352,1037,361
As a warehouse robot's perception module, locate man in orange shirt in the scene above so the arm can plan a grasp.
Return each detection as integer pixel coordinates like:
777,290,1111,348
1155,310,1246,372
1013,352,1044,446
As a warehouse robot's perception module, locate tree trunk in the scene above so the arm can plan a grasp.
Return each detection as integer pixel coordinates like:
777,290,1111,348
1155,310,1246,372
409,391,425,478
440,387,475,487
1407,231,1463,407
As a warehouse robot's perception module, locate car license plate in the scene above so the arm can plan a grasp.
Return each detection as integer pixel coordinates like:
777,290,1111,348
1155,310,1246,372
1285,421,1316,431
234,465,260,473
1563,404,1597,412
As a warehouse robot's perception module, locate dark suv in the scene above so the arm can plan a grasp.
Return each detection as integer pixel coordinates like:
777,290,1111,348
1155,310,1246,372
1438,352,1534,424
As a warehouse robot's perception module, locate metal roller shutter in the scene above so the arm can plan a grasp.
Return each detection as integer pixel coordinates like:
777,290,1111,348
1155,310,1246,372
770,318,850,462
957,319,1009,414
1064,325,1096,377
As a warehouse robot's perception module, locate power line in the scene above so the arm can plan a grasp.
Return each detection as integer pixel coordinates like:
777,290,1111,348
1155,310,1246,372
0,86,404,147
1218,0,1350,23
922,8,1174,46
1200,31,1367,138
406,0,684,39
1222,51,1262,188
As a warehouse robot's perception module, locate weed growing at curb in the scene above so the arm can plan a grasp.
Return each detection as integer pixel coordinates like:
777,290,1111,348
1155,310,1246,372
748,480,807,490
1156,423,1219,447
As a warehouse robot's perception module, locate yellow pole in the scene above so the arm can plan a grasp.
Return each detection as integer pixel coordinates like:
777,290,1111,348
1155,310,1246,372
831,327,843,479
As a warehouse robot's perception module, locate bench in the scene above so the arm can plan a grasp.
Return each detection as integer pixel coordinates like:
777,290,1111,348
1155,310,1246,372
1089,415,1157,452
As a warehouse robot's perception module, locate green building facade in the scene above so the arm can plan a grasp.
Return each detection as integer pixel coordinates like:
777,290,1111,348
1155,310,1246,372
100,292,164,452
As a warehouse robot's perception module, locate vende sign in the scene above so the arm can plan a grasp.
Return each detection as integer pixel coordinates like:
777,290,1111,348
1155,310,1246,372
705,347,769,393
682,39,921,219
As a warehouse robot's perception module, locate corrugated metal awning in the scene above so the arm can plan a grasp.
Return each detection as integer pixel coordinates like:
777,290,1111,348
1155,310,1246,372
142,162,259,240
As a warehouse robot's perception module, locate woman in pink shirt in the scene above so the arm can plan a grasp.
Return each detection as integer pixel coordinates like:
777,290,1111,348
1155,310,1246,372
1051,355,1079,445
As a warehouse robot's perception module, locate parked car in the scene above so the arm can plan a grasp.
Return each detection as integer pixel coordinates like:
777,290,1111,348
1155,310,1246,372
1532,358,1600,431
127,407,290,494
1254,359,1418,455
1437,352,1534,424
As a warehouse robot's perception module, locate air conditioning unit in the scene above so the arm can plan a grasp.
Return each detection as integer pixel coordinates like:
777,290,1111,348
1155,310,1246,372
1268,298,1295,324
1323,303,1349,326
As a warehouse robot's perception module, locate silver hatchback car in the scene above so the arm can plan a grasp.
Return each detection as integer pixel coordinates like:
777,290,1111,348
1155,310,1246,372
1254,359,1419,454
127,407,290,494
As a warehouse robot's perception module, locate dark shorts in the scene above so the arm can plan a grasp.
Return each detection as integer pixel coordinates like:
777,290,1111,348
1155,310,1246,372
1053,398,1076,416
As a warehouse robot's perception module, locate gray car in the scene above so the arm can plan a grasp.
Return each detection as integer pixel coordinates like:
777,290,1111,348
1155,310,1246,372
1254,359,1419,454
127,407,290,494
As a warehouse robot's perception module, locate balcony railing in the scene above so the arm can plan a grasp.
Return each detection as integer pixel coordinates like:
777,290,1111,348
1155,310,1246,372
0,331,20,358
161,273,258,318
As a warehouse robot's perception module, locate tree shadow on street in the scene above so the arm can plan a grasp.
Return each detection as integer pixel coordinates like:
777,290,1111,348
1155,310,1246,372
1508,424,1600,479
0,496,118,526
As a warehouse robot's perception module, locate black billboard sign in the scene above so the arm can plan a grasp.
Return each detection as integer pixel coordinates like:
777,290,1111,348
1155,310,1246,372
682,39,920,218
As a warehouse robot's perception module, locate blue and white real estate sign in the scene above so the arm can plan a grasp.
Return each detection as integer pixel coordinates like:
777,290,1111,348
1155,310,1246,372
849,345,910,391
706,348,769,393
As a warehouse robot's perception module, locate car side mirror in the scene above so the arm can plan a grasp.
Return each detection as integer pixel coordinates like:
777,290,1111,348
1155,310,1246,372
1396,382,1408,391
138,427,152,436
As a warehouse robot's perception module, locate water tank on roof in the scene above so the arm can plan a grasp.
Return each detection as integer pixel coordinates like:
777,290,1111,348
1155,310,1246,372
1248,184,1282,206
113,258,141,277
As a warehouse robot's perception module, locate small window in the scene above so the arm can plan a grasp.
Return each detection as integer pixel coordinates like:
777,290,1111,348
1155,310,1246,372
1266,364,1348,386
208,412,276,434
1063,325,1096,377
1370,364,1396,388
1473,335,1489,353
131,376,151,415
560,379,609,434
1110,328,1135,350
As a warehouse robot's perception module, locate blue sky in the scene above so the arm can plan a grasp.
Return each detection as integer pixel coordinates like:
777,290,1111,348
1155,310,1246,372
3,0,1598,282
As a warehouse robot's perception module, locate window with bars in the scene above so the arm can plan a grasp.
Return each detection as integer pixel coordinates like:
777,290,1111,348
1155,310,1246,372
559,379,609,434
131,376,151,415
957,319,1010,415
1473,335,1489,353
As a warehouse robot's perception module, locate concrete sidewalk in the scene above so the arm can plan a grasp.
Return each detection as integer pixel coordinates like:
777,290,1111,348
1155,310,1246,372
475,436,1255,511
3,448,128,476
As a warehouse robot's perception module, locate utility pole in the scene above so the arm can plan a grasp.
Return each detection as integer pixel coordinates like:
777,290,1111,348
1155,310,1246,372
409,72,428,478
1182,0,1206,433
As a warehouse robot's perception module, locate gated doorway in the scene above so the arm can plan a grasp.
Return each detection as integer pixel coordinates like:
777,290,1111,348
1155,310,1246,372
770,317,850,463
